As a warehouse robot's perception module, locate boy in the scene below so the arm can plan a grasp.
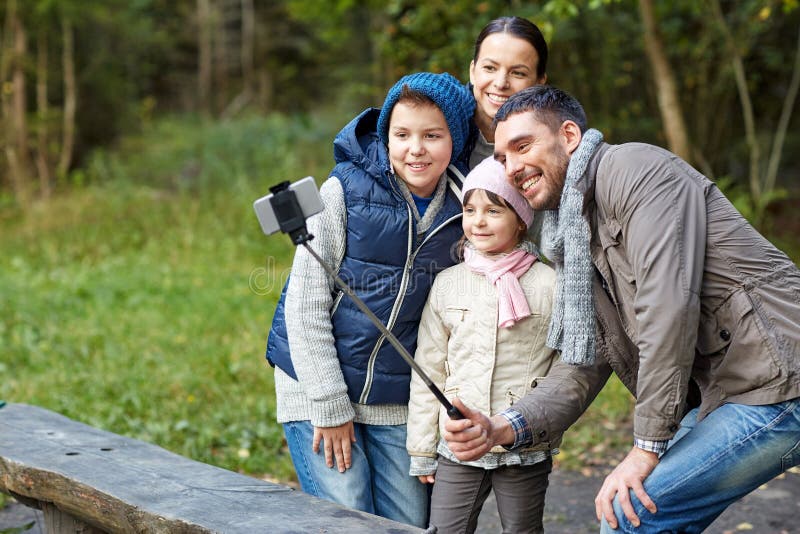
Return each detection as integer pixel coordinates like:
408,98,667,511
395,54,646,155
265,72,474,526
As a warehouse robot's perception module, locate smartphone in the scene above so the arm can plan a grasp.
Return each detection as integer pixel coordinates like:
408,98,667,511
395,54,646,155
253,176,324,235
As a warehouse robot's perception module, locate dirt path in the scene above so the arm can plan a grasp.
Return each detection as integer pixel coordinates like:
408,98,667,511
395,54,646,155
478,466,800,533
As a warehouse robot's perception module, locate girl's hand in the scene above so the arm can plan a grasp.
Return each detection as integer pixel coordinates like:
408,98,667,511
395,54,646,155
417,474,435,484
312,421,356,473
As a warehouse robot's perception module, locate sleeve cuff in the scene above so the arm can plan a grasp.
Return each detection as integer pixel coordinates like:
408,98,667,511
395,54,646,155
634,438,669,455
499,408,533,450
310,394,355,427
409,455,438,476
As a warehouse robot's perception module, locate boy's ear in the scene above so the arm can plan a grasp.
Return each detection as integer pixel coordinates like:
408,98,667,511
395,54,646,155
469,60,476,85
561,120,582,155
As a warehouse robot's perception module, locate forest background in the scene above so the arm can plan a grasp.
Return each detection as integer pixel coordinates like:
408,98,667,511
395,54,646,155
1,0,799,488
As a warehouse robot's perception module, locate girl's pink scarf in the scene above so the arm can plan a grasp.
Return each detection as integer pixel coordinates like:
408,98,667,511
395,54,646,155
464,247,537,328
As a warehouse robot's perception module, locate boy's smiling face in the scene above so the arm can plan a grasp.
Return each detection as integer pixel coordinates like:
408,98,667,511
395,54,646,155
387,101,452,198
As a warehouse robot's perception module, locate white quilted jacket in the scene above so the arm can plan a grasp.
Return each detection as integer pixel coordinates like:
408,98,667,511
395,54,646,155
407,259,558,469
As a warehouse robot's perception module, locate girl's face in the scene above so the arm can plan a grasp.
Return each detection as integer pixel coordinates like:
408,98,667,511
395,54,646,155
388,101,452,198
462,189,525,255
470,33,545,142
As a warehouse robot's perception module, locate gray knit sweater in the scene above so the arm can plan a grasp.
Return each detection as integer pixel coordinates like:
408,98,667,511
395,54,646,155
275,177,408,427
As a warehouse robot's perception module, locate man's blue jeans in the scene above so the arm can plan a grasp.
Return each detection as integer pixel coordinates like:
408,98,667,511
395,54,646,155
282,420,428,528
600,398,800,533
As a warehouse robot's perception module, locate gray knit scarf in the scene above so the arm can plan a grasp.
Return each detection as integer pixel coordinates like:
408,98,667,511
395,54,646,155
541,129,603,366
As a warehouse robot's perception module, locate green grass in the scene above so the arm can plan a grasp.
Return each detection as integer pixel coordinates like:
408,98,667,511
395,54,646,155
3,187,287,477
1,113,333,481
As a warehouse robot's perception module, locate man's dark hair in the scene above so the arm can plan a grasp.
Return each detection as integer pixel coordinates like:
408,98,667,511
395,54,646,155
494,85,587,133
473,16,548,80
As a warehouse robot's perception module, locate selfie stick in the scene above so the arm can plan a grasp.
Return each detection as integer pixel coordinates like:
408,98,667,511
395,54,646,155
267,181,464,420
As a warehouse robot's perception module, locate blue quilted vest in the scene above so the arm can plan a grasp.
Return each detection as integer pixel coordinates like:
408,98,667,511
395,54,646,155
266,108,466,405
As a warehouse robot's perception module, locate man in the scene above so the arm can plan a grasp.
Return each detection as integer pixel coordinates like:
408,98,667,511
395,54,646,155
443,85,800,533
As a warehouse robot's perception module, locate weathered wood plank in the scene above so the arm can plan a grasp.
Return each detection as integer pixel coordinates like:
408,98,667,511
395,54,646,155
42,502,104,534
0,403,422,533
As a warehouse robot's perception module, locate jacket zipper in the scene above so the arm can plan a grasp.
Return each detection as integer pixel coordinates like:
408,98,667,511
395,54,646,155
358,180,463,403
359,204,414,403
330,290,344,315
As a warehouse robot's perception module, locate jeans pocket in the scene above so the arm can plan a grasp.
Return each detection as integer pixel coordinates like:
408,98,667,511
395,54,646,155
780,400,800,472
781,439,800,471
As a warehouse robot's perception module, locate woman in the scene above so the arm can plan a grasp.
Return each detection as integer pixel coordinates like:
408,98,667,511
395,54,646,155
468,16,548,170
467,16,549,243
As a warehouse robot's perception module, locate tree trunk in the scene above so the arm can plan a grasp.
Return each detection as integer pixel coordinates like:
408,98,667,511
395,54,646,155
638,0,692,162
213,1,228,114
36,29,51,197
2,0,32,205
197,0,212,115
256,4,272,112
221,0,253,119
11,7,29,166
763,26,800,197
57,16,76,179
241,0,254,95
709,0,762,210
1,0,16,192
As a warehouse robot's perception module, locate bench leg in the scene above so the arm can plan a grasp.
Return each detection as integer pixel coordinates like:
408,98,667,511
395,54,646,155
42,502,106,534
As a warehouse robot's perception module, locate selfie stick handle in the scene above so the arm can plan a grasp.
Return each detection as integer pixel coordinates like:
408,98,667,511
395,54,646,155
302,242,464,420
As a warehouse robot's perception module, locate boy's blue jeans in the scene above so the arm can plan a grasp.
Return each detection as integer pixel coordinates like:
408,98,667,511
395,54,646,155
600,398,800,533
282,420,428,528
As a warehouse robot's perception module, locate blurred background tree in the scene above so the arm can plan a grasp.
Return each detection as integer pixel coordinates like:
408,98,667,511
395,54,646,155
0,0,797,227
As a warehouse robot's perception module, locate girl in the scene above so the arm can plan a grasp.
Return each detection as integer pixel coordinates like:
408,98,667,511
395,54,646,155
407,156,559,534
265,72,474,527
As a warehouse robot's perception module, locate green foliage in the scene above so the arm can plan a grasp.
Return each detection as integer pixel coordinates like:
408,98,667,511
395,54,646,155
282,0,800,196
0,113,335,481
3,0,798,212
556,376,635,470
76,112,332,191
714,176,788,223
0,522,36,534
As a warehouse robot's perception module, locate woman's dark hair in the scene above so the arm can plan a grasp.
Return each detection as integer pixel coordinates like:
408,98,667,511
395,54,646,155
473,16,548,80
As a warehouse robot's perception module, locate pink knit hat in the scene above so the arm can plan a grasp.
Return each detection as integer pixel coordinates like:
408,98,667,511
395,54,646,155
461,156,534,228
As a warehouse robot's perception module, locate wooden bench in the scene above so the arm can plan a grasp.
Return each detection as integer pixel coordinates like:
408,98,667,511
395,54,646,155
0,403,423,533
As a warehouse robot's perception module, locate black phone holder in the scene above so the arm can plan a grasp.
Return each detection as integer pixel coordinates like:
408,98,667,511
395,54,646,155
267,182,463,420
269,181,314,246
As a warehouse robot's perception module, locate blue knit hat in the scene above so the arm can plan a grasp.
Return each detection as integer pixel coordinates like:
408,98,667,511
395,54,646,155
377,72,475,165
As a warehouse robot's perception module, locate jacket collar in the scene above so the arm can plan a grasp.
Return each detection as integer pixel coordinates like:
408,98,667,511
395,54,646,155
577,141,610,216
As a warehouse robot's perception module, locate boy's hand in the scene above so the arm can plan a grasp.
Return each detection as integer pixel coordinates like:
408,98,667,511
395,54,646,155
313,421,356,472
417,474,435,484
